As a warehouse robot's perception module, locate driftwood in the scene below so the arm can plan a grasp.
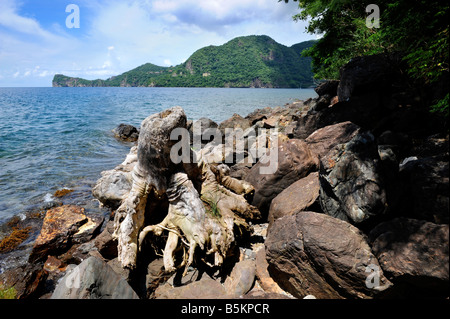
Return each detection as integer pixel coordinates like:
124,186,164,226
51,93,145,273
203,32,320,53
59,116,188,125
139,172,234,275
113,107,260,273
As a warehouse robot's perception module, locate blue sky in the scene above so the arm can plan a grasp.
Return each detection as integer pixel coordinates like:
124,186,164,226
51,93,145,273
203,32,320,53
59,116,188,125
0,0,316,87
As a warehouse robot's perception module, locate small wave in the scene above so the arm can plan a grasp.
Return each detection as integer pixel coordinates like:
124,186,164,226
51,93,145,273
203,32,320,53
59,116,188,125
43,193,55,203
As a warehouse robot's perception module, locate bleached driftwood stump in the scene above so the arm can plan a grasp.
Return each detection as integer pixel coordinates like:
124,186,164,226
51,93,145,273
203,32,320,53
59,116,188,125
113,106,260,272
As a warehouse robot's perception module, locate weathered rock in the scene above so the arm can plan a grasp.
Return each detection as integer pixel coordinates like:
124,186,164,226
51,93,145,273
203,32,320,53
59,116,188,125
306,95,332,113
113,123,139,142
268,172,320,228
398,155,449,224
94,219,118,260
337,53,401,103
190,117,219,145
154,274,228,299
255,248,286,295
92,146,137,209
219,113,251,134
245,139,319,216
318,131,388,224
224,259,256,298
265,211,392,299
0,262,48,299
29,205,89,263
369,218,449,295
305,121,360,159
51,256,139,299
241,291,294,299
315,80,339,97
92,170,133,209
245,107,273,125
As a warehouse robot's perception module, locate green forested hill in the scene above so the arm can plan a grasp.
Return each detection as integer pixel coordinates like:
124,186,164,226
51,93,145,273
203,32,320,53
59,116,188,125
53,35,316,88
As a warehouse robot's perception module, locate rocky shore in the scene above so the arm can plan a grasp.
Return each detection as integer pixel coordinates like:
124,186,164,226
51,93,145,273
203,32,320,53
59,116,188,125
1,53,448,300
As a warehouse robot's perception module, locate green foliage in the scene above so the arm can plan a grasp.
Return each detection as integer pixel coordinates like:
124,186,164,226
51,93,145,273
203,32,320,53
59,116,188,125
52,36,316,88
283,0,449,114
430,93,449,117
0,285,17,299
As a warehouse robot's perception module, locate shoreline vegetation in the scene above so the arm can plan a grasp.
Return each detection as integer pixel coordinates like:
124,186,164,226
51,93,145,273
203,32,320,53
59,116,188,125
52,35,316,89
0,51,448,300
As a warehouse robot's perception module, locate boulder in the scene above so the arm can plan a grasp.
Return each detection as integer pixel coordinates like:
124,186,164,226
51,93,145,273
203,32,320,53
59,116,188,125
265,211,392,299
0,262,48,299
245,139,319,216
314,80,339,97
51,256,139,299
219,113,251,135
113,123,139,142
190,117,219,145
369,218,449,295
268,172,320,228
305,121,360,159
92,146,137,209
255,248,286,295
318,131,388,224
93,220,118,260
154,274,228,299
337,53,401,103
92,170,132,209
224,259,256,298
398,155,449,224
29,205,90,263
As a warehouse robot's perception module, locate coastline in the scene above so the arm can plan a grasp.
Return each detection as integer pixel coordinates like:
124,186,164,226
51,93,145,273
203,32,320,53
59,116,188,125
0,55,448,300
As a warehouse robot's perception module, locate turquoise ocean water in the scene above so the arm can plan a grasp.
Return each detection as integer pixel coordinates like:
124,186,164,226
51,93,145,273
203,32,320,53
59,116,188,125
0,87,316,223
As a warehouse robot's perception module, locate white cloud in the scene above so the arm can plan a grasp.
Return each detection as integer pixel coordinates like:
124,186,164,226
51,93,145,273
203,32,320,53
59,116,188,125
0,0,313,86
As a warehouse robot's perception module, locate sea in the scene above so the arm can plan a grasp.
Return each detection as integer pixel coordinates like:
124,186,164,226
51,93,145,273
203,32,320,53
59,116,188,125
0,87,317,224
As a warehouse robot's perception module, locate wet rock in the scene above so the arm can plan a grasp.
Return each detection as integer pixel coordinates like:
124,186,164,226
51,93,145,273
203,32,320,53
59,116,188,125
28,205,89,263
245,139,319,217
265,211,392,299
113,123,139,142
51,256,139,299
369,218,449,296
268,172,320,229
0,262,48,299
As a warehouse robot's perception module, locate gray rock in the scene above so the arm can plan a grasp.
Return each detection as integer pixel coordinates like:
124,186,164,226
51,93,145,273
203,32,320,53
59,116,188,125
318,131,388,223
154,274,228,299
51,256,139,299
113,123,139,142
92,146,137,209
224,259,256,297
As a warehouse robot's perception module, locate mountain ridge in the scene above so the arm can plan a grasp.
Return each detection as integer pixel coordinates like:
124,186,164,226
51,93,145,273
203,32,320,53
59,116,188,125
53,35,316,88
